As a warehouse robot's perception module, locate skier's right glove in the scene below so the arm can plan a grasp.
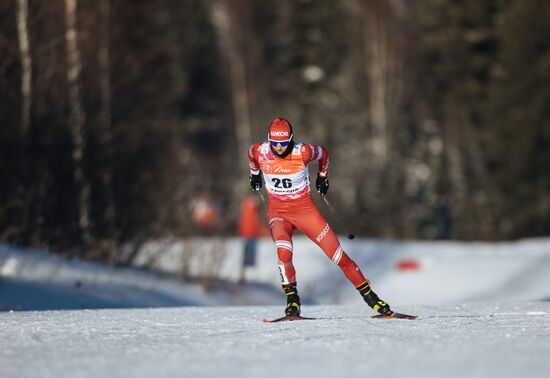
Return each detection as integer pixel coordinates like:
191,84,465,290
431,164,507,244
250,173,262,191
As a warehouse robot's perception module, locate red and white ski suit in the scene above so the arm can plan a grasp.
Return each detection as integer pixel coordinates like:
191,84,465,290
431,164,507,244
248,142,368,287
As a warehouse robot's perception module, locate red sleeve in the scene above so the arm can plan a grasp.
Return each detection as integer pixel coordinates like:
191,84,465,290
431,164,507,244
248,144,261,174
301,144,329,176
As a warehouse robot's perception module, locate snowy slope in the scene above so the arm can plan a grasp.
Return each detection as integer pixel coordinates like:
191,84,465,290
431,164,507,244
0,244,282,311
2,238,550,311
2,303,550,378
132,237,550,305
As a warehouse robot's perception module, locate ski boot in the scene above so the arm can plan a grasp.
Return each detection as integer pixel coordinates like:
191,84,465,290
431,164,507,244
356,281,392,315
282,283,301,316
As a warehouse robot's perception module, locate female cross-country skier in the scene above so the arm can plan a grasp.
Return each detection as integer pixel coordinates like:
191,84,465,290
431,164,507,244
248,117,394,317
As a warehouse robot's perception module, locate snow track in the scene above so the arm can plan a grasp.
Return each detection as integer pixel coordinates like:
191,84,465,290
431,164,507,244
2,303,550,378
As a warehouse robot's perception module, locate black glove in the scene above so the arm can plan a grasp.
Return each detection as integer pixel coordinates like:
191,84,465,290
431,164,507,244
316,173,329,195
250,173,262,191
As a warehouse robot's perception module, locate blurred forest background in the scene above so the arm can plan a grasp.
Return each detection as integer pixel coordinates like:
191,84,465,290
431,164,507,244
1,0,549,261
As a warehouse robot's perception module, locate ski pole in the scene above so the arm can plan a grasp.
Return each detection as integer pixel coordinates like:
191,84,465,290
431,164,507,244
320,194,355,240
254,189,271,230
254,188,268,210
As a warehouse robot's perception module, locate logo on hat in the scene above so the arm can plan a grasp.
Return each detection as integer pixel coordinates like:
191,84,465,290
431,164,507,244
271,131,290,138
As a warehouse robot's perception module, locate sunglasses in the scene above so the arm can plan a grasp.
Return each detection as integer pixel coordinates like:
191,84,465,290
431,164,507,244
269,140,292,147
269,133,293,147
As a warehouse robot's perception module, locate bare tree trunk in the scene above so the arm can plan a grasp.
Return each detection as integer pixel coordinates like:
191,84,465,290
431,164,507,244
211,0,252,180
64,0,92,245
98,0,117,260
444,102,466,198
15,0,33,244
16,0,32,137
359,1,408,236
441,98,466,238
363,0,390,169
361,0,407,166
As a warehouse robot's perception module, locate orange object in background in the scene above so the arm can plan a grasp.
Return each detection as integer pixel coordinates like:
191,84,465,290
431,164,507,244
396,259,421,271
239,195,269,238
239,195,260,238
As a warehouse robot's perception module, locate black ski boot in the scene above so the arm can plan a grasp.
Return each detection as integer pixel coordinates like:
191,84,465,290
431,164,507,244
356,281,392,315
282,283,301,316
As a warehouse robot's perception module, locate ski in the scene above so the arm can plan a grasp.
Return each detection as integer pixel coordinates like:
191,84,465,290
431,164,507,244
263,312,417,322
262,315,317,323
371,312,418,320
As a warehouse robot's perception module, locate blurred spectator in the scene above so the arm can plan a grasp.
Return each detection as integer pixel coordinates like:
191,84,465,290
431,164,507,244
238,194,263,283
191,193,218,232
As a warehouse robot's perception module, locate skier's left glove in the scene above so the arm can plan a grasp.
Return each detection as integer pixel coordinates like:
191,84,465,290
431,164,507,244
316,173,329,195
250,173,262,191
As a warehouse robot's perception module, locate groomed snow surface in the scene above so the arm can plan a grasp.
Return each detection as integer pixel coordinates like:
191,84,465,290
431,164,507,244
2,238,550,378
